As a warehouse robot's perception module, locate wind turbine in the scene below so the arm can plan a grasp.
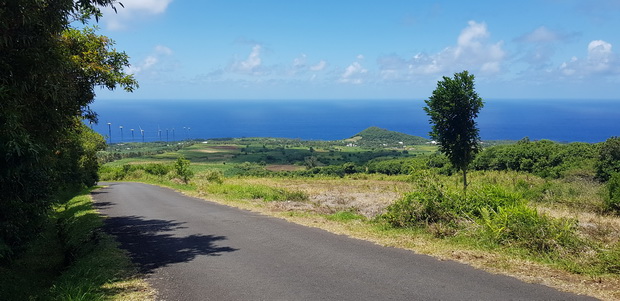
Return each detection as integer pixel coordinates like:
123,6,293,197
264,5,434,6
107,122,112,144
139,126,145,143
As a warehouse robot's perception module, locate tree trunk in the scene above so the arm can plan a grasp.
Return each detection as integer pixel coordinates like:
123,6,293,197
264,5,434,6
462,168,468,193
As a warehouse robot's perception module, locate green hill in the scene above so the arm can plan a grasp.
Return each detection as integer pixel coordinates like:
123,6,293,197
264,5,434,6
345,127,429,147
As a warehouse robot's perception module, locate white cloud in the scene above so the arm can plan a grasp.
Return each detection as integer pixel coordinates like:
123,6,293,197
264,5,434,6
310,60,327,71
292,54,307,68
378,20,505,80
231,45,263,75
103,0,173,30
126,45,173,76
154,45,173,56
515,26,579,69
340,61,368,84
559,40,616,77
519,26,562,43
588,40,613,72
287,54,307,76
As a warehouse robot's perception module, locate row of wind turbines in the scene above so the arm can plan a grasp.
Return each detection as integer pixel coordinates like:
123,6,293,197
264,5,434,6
104,122,192,143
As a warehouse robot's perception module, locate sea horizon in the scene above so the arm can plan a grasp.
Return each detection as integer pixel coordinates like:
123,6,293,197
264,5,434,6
90,98,620,144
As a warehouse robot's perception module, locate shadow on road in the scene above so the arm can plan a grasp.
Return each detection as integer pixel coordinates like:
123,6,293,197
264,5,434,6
102,215,238,273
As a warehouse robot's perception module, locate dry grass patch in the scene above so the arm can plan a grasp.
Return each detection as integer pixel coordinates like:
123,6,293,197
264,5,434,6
236,177,411,217
101,278,155,301
537,205,620,246
265,164,304,172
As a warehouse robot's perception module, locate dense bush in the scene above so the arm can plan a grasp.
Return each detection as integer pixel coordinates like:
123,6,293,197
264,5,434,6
98,163,174,181
596,137,620,181
605,173,620,213
174,156,194,184
198,170,225,184
1,1,136,260
382,180,521,228
473,139,597,178
143,163,173,177
479,206,580,254
367,158,413,175
381,175,582,255
365,154,452,176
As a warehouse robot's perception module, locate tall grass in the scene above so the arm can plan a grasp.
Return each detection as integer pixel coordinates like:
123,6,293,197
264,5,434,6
381,170,620,276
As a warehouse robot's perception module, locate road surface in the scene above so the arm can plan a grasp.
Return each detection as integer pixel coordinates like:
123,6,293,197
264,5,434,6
92,182,594,300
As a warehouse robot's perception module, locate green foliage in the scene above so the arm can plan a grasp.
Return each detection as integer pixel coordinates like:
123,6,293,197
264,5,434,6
423,70,484,189
143,162,173,177
205,183,308,202
366,158,413,175
0,188,146,300
197,169,225,185
175,156,194,184
596,244,620,274
0,0,136,258
304,156,319,169
596,137,620,181
349,126,429,147
478,206,581,254
473,140,597,179
382,177,522,229
605,173,620,213
98,162,174,181
381,175,584,256
98,141,192,164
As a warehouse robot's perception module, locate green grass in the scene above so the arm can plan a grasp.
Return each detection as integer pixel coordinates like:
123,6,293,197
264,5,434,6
325,211,366,222
0,188,151,301
202,182,308,202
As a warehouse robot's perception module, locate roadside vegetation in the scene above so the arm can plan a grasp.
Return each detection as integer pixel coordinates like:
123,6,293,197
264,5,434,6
1,1,148,299
98,131,620,300
0,188,153,300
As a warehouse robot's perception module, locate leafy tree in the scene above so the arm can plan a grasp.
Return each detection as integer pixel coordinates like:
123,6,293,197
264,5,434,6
597,137,620,181
175,156,194,184
423,71,484,190
0,0,136,259
472,140,597,179
606,173,620,213
304,156,319,169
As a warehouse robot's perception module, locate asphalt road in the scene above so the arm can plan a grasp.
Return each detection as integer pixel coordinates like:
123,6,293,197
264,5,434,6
92,182,595,301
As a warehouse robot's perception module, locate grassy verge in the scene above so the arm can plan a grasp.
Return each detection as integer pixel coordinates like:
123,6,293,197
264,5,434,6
0,188,153,301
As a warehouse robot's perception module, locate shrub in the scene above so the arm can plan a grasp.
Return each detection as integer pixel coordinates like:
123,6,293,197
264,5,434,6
143,163,172,177
596,137,620,181
199,170,225,184
478,205,581,254
473,140,597,179
604,173,620,213
381,177,583,256
174,156,194,184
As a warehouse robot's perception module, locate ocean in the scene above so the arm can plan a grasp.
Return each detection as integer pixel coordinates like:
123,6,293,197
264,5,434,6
89,99,620,143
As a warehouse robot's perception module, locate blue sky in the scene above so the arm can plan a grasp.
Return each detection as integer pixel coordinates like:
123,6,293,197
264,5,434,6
94,0,620,100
